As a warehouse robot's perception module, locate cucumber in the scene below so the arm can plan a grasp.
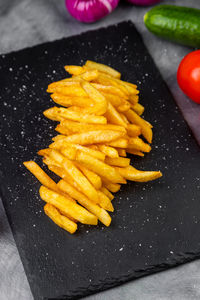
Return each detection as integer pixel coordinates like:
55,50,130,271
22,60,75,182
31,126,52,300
144,5,200,48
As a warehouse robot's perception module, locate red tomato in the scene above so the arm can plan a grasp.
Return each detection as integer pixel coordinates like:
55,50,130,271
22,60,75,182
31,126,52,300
177,50,200,104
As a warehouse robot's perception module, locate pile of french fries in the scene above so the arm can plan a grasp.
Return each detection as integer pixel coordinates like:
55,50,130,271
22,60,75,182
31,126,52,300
24,61,162,234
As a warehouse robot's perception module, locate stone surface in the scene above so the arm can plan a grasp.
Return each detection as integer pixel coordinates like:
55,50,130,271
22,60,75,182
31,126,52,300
0,0,200,299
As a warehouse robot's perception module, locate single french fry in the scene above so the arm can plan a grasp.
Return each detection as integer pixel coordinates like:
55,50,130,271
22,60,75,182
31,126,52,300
145,120,153,128
101,187,114,201
128,137,151,153
60,119,126,133
129,94,139,105
23,161,59,192
104,102,127,127
76,69,99,81
85,60,121,79
62,71,99,83
132,103,145,116
43,107,107,124
97,73,129,96
100,72,138,91
43,157,61,168
48,149,65,165
75,162,102,190
37,148,52,157
60,147,77,160
127,124,141,137
91,83,127,99
104,74,138,95
48,165,68,179
108,138,128,148
47,81,88,96
117,101,131,112
40,186,98,225
53,130,124,146
47,82,86,95
126,149,144,157
117,149,126,157
49,141,105,161
81,81,108,115
44,203,77,234
101,92,124,108
103,181,121,193
57,180,111,226
125,109,153,143
55,125,71,136
119,112,129,124
97,190,114,212
123,80,137,89
98,145,119,158
52,135,66,142
115,79,138,95
64,65,86,75
51,93,93,108
115,166,162,182
76,151,124,184
105,157,130,168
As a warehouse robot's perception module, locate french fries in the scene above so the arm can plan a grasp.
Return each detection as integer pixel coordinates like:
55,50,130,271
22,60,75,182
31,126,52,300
52,130,124,145
85,60,121,79
116,166,162,182
57,180,111,226
40,186,98,225
75,162,102,190
98,145,119,158
24,60,162,234
44,107,107,124
44,203,77,234
105,157,130,168
60,120,126,134
75,151,124,184
23,161,59,192
51,93,93,108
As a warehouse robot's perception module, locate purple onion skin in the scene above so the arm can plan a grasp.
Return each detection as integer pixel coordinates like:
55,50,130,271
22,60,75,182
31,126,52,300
126,0,161,5
65,0,120,23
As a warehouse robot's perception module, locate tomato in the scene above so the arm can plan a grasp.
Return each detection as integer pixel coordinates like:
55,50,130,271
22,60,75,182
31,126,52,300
177,50,200,104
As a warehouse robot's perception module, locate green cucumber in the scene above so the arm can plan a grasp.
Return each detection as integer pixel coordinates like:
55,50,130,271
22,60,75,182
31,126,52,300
144,5,200,48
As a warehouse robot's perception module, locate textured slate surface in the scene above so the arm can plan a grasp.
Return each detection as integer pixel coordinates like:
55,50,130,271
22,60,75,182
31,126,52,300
0,21,200,300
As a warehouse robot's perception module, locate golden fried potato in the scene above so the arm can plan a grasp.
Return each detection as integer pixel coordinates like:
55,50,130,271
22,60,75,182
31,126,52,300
24,60,163,234
40,186,98,225
57,180,111,226
44,203,77,234
125,109,153,143
53,130,124,146
44,107,107,124
116,165,162,182
60,120,126,133
98,145,119,158
76,151,124,184
105,157,130,168
23,161,58,192
85,60,121,79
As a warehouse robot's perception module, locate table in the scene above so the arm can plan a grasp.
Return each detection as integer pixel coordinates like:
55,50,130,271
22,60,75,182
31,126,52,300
0,0,200,299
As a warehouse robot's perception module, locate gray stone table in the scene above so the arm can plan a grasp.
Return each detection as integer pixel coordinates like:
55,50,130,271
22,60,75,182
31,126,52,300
0,0,200,299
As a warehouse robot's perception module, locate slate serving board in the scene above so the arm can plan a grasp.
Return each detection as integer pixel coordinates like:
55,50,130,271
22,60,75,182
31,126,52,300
0,21,200,300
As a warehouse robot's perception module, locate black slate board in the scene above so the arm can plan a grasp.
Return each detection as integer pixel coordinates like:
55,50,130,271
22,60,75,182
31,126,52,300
0,21,200,300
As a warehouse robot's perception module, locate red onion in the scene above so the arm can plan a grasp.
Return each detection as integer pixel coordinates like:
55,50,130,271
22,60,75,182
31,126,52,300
65,0,120,23
126,0,161,6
